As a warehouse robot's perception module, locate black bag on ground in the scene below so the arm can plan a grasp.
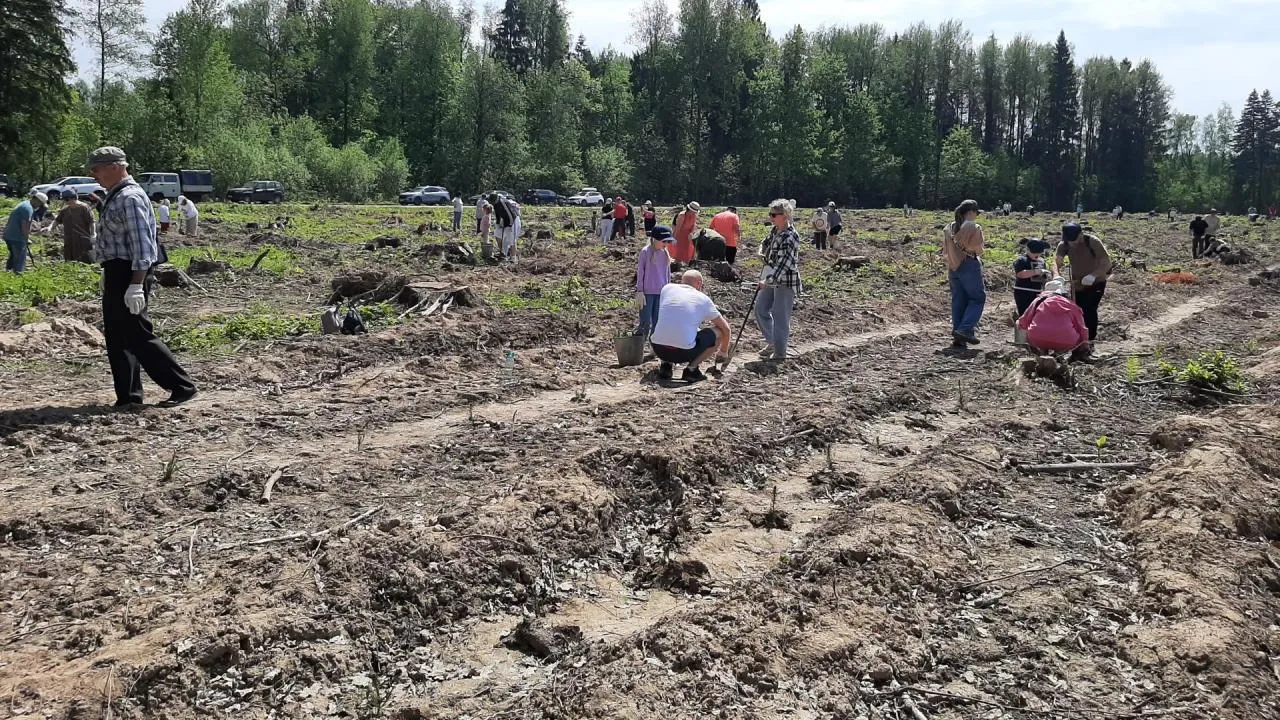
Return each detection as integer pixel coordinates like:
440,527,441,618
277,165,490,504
341,306,367,335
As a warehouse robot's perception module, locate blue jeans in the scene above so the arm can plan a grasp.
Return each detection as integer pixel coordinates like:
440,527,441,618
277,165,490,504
948,257,986,334
5,237,27,273
754,285,796,358
635,293,661,335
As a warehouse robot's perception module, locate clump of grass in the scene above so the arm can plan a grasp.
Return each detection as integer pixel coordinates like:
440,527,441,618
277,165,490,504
0,263,100,307
489,276,625,314
166,245,301,276
17,307,46,325
1156,350,1247,394
165,305,319,352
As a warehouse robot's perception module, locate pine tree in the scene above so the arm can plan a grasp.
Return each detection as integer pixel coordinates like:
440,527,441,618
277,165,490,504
978,34,1003,154
491,0,532,75
0,0,75,179
1029,31,1079,209
1231,89,1280,209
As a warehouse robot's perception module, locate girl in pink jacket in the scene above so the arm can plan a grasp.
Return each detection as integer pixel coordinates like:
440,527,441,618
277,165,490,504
1018,280,1090,354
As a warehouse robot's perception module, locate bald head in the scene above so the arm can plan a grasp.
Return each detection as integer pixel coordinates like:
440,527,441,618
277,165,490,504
681,269,704,289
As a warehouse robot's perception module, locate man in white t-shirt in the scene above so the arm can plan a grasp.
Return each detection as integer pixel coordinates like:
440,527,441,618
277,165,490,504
649,270,732,383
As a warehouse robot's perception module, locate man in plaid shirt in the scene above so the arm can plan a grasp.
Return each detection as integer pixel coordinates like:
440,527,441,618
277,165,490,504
88,146,197,408
754,198,802,362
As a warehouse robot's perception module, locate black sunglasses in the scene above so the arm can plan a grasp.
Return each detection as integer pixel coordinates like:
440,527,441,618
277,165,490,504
769,212,784,217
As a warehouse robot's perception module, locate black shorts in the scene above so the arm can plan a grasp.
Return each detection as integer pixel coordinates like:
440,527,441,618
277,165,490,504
828,224,842,236
652,328,717,364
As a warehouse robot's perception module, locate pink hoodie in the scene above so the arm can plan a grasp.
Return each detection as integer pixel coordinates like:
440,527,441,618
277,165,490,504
1018,294,1089,351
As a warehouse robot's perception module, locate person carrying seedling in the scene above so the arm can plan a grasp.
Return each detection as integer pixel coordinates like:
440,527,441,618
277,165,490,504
1013,238,1050,316
1018,279,1090,359
650,269,732,383
1189,215,1209,258
942,199,987,347
1052,221,1112,349
634,225,674,336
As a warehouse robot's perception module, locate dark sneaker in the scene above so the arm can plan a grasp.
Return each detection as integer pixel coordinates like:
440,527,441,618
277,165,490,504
952,330,980,346
681,367,707,383
158,389,198,408
114,399,142,410
657,362,674,380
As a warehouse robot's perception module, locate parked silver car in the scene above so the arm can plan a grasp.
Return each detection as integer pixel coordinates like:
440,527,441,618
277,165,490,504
399,185,451,205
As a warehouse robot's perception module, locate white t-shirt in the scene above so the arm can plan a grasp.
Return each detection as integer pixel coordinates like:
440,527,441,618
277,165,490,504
181,202,198,220
159,205,170,222
650,283,720,349
454,197,463,212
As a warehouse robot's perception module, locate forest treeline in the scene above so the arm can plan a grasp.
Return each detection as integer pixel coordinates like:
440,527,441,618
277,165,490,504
2,0,1278,210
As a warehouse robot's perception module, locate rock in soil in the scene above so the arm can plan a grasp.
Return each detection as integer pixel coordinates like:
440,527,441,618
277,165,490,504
187,258,231,274
153,265,188,287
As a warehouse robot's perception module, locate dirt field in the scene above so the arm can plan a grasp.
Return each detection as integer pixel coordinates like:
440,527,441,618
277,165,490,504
3,204,1280,720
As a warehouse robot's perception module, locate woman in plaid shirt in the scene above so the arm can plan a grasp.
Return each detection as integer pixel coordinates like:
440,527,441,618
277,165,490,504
754,198,802,362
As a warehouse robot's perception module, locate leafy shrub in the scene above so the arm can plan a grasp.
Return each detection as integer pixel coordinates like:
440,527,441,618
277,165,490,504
1156,350,1247,394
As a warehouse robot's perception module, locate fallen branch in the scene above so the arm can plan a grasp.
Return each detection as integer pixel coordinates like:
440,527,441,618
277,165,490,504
1016,461,1142,474
954,557,1100,593
454,533,538,555
260,468,284,504
220,506,383,550
948,451,1002,473
188,524,200,578
176,268,206,292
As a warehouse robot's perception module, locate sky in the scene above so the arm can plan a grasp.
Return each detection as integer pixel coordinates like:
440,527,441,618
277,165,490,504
79,0,1280,119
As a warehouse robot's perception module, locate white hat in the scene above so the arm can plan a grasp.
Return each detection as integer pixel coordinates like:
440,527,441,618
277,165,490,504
31,191,48,206
1044,279,1069,295
687,201,701,212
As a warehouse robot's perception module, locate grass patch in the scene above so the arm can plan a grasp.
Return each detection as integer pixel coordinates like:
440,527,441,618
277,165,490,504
0,262,100,307
489,276,626,314
17,307,46,325
164,301,404,352
167,244,301,276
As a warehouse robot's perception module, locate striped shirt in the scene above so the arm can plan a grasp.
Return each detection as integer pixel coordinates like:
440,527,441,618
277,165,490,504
96,178,158,271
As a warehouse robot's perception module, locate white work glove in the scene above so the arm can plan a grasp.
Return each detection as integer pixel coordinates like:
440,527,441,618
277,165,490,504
1082,274,1097,287
124,284,147,315
634,292,646,309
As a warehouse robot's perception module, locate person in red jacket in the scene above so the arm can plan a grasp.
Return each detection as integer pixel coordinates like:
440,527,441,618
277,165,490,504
1018,279,1090,358
612,196,628,240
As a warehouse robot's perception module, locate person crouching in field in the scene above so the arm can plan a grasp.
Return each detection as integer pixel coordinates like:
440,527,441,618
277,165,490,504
634,225,673,336
1018,279,1090,359
942,199,986,347
1013,238,1050,316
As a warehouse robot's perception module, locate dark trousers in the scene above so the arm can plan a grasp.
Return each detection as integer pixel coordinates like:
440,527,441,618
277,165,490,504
612,218,627,240
725,246,737,264
102,259,196,404
1074,282,1106,341
813,231,827,250
1192,234,1208,259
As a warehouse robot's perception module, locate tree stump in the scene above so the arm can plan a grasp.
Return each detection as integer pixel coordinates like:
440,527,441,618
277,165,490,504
834,256,871,272
187,258,231,275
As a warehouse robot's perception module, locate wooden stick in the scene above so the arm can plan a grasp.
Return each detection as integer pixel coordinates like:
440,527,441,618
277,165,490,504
953,558,1099,592
1016,461,1142,474
248,248,272,271
187,524,200,579
176,268,206,292
454,533,538,554
219,506,383,550
260,468,284,504
949,451,1002,473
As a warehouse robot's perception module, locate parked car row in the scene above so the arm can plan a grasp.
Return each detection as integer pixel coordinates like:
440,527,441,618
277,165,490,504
400,185,612,207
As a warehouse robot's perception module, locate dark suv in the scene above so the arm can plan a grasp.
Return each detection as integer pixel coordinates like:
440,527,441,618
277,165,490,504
523,189,562,205
227,180,285,203
0,174,13,197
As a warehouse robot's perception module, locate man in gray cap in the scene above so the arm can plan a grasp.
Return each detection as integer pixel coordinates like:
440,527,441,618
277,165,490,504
87,146,198,408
